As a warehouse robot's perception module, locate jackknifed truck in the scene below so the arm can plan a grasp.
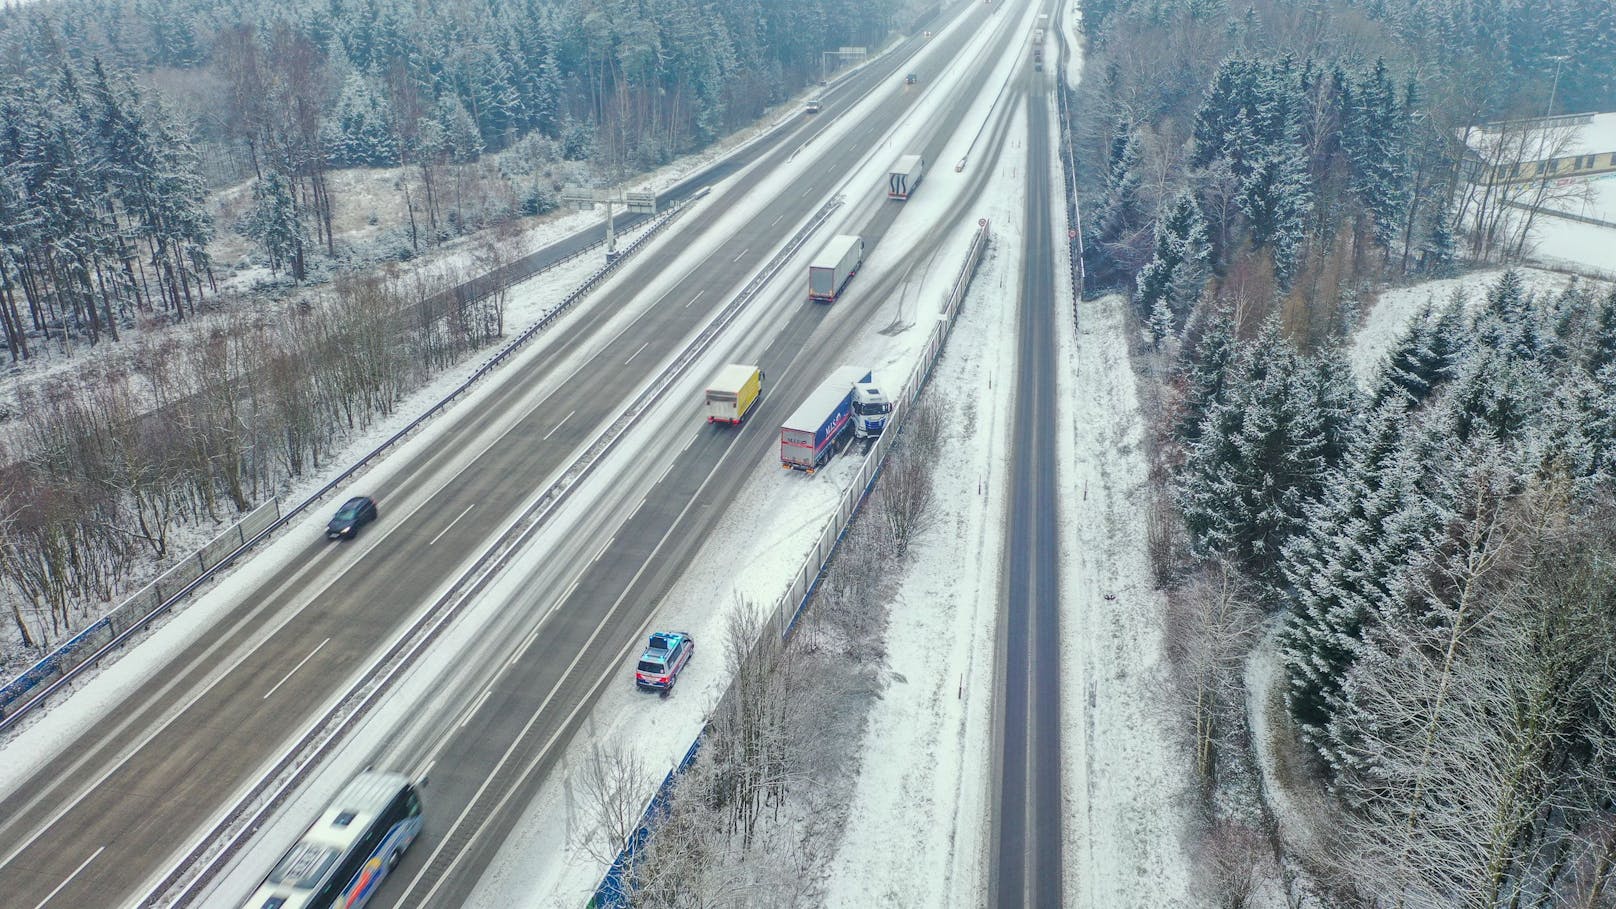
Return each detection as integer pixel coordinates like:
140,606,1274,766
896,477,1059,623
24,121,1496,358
704,364,764,424
808,234,864,303
888,155,925,199
780,367,890,472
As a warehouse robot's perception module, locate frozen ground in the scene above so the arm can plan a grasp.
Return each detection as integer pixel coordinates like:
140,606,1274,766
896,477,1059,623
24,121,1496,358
817,112,1027,909
1348,266,1611,385
1050,93,1200,907
1491,172,1616,280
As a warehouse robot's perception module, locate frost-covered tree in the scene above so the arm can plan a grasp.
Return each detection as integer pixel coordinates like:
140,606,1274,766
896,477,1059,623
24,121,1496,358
244,171,306,279
325,73,399,167
1372,296,1466,410
1341,59,1409,253
1136,193,1211,332
1176,322,1332,585
1176,306,1238,445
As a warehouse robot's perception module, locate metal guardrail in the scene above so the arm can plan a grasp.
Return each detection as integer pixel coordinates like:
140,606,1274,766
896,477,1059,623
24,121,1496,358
1052,10,1086,307
145,192,841,909
0,191,705,738
591,218,992,907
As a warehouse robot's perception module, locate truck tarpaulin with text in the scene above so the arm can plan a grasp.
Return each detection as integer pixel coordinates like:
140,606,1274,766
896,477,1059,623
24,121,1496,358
808,234,864,302
780,366,872,472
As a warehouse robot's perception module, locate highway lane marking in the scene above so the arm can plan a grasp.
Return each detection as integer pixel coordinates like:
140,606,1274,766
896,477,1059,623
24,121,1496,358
624,342,650,365
263,638,330,700
590,536,615,566
732,248,749,263
0,544,345,859
429,504,476,546
770,214,783,226
684,290,705,309
32,845,104,909
507,628,542,668
542,410,575,441
399,440,740,907
459,689,493,730
559,572,584,608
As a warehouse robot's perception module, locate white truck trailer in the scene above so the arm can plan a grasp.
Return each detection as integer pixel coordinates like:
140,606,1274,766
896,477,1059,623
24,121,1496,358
888,155,925,199
808,234,864,303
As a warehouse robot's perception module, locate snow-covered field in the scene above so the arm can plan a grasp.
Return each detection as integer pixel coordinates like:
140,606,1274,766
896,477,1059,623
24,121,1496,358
1349,266,1612,384
815,114,1026,909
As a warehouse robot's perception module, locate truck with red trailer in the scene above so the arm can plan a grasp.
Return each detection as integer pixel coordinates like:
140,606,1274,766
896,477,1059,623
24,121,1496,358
808,234,864,303
780,366,873,472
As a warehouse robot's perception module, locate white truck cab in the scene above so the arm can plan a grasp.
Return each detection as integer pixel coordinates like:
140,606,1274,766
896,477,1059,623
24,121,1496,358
852,382,893,438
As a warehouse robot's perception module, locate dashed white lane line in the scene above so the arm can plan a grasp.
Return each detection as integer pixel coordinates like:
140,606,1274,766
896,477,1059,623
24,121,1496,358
264,639,330,700
429,504,476,545
542,411,575,441
624,342,650,365
33,846,104,909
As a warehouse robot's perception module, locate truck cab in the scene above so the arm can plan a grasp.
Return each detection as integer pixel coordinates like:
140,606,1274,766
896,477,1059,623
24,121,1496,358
852,382,893,438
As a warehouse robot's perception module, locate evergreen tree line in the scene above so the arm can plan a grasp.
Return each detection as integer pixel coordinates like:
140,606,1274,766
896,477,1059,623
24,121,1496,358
1162,271,1616,904
1081,0,1616,120
0,58,214,360
1076,0,1613,349
1,268,503,656
0,0,904,187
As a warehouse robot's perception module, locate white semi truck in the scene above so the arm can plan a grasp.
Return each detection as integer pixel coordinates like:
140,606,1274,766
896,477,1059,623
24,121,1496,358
808,234,864,303
779,367,893,472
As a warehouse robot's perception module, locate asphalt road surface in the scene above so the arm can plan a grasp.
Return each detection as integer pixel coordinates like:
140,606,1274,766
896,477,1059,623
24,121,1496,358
990,52,1065,909
0,1,1037,907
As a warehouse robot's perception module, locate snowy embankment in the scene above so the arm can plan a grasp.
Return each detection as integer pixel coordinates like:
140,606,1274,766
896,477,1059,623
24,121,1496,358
1349,266,1610,385
814,117,1028,909
1055,189,1200,909
1060,0,1083,91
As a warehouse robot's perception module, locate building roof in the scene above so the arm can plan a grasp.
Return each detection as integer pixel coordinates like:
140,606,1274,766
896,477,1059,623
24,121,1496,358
1465,111,1616,162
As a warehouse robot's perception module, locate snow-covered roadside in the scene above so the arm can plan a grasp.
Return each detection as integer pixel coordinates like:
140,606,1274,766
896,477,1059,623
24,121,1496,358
1059,0,1083,91
1050,89,1199,906
0,201,680,779
1348,266,1610,384
1058,291,1199,907
816,108,1027,909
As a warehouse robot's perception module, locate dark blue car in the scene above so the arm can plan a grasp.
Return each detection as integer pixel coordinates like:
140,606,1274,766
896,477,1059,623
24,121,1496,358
326,496,379,540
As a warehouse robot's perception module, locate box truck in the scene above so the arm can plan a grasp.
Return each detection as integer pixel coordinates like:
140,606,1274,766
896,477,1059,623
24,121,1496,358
888,155,925,199
704,364,764,424
781,366,872,472
808,234,864,303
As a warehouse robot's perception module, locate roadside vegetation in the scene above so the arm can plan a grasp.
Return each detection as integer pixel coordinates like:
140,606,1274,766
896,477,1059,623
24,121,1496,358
0,0,939,670
1071,0,1616,905
579,398,947,907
